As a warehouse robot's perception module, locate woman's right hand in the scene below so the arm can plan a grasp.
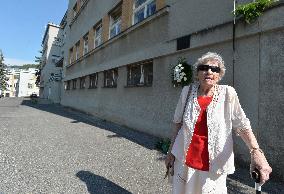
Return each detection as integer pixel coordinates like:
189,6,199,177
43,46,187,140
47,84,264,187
250,149,272,185
165,152,175,176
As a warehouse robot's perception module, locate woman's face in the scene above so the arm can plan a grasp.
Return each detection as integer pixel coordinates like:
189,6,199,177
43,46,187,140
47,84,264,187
197,60,220,87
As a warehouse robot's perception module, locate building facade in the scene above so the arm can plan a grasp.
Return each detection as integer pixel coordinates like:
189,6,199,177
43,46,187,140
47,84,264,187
39,23,63,103
60,0,284,180
1,68,39,97
18,68,39,97
3,68,20,97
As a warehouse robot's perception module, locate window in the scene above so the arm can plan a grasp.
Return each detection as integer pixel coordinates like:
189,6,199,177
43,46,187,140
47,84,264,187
53,37,61,46
28,83,33,89
109,6,122,39
133,0,156,24
66,81,71,90
51,55,60,64
94,23,102,48
89,73,98,89
127,60,153,86
72,79,77,89
104,68,118,87
80,0,85,7
83,33,89,55
69,48,74,64
75,41,80,60
73,3,78,18
79,76,86,89
177,35,191,50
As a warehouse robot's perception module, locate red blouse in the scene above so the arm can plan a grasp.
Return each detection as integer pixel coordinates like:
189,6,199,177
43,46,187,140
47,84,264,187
185,96,212,171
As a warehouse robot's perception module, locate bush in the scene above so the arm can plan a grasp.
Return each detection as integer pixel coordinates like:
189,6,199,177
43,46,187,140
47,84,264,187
235,0,276,24
155,138,171,154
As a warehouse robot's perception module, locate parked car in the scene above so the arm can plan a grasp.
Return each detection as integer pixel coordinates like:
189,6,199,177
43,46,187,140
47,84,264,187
30,93,38,98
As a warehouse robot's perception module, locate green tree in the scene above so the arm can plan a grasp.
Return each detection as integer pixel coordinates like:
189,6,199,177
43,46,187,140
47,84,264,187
0,49,8,93
9,64,40,69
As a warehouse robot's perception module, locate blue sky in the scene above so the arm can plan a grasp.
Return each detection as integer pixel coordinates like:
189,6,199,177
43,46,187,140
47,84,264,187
0,0,68,66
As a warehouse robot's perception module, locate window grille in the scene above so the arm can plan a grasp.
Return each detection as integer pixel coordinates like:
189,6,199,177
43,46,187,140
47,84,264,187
89,73,98,89
80,76,86,89
127,60,153,86
104,68,118,87
72,79,77,89
66,81,71,90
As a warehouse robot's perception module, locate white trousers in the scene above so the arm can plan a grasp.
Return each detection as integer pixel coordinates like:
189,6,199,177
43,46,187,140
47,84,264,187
172,160,227,194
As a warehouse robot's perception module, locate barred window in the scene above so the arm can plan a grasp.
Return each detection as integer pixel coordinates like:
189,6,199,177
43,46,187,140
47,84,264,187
79,76,86,89
127,60,153,87
104,68,118,87
72,79,77,89
66,81,71,90
89,73,98,89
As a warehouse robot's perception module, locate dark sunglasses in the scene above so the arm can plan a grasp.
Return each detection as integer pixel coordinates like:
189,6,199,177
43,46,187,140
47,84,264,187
197,64,221,73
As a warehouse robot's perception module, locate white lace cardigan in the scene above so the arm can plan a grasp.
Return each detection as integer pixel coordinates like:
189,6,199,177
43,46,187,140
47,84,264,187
172,83,251,175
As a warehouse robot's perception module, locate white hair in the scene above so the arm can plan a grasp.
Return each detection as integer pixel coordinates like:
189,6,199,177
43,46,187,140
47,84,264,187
193,52,226,81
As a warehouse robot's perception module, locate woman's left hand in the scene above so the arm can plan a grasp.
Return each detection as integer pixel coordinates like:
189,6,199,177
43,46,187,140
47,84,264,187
165,152,175,176
250,149,272,185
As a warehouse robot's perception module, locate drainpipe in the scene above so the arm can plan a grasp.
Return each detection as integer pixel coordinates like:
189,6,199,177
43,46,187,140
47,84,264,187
232,0,237,87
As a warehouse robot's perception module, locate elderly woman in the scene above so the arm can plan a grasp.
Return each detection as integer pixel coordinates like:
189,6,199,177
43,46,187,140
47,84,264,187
165,52,272,194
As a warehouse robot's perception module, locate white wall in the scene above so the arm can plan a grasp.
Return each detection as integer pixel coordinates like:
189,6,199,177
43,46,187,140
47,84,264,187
40,24,63,103
18,68,39,97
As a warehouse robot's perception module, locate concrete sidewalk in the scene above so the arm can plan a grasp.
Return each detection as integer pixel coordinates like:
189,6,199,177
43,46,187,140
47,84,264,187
64,104,283,194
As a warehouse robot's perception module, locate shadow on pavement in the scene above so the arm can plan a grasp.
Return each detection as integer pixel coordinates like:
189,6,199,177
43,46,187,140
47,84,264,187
227,166,284,194
76,171,132,194
21,99,159,151
20,99,283,193
227,176,253,194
